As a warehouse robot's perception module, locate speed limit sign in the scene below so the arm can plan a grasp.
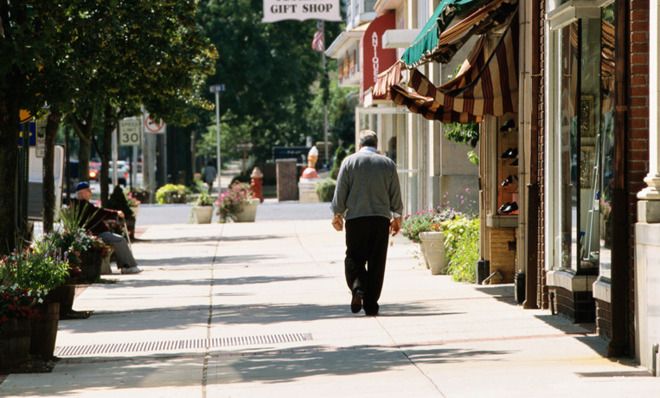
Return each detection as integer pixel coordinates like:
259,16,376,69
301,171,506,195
119,117,142,146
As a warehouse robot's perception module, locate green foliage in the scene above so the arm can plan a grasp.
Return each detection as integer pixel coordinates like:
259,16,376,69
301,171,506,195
197,0,343,163
58,202,98,234
444,122,479,147
0,285,40,324
316,178,337,202
402,208,462,243
194,192,214,207
0,247,69,295
156,184,190,204
330,146,349,180
443,216,480,283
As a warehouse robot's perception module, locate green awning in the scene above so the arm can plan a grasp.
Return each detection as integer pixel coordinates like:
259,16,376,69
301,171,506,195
401,0,483,67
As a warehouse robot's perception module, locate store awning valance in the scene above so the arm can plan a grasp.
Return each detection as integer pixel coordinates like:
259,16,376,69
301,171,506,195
373,61,404,100
401,0,518,68
391,18,518,123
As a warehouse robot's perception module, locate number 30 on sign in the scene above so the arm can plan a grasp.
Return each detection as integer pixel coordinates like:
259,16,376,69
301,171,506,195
119,117,142,146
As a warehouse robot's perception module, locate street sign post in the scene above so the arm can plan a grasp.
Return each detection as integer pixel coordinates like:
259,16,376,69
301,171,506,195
143,115,166,134
119,117,142,146
210,84,225,192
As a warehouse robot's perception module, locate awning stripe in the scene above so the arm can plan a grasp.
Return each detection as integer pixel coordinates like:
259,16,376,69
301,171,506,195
391,15,518,123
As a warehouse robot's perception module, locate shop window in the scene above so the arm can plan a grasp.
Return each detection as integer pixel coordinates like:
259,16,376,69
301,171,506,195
548,2,614,275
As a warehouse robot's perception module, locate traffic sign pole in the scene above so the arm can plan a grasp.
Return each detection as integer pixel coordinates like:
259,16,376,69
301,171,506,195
210,84,225,193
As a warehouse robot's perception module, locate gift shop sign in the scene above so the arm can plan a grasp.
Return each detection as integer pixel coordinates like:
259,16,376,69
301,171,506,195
263,0,341,22
361,12,397,97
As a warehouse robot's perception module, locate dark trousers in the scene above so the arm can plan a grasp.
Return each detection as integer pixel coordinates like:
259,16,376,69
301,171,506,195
344,216,390,313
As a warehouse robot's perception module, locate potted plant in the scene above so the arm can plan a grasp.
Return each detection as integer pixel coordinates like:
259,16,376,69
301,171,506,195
0,246,69,361
216,182,259,223
0,285,39,370
402,208,460,275
192,192,214,224
155,184,189,204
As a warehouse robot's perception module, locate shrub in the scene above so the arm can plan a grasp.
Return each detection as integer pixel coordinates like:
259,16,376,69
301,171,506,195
443,216,480,283
0,247,69,296
194,192,214,206
155,184,189,204
316,178,336,202
401,207,461,243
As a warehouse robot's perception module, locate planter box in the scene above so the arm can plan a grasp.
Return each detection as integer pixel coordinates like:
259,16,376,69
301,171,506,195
30,302,60,360
419,231,448,275
192,206,214,224
234,199,259,222
0,318,31,371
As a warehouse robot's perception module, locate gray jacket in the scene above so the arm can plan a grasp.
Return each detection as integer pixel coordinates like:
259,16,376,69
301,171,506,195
331,147,403,220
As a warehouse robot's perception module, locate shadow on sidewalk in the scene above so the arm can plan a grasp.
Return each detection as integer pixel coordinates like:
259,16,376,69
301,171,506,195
94,275,324,290
213,344,510,384
474,284,516,305
212,302,463,325
136,234,283,244
137,254,278,266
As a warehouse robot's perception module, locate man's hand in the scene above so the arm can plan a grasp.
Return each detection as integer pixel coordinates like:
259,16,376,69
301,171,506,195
331,214,344,232
117,210,125,219
390,217,402,236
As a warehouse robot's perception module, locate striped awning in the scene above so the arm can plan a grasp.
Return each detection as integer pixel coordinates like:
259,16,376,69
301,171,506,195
373,61,404,100
402,0,518,68
391,16,518,123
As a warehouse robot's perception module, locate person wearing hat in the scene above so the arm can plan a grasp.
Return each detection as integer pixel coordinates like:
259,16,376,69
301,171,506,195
331,130,403,316
70,181,142,274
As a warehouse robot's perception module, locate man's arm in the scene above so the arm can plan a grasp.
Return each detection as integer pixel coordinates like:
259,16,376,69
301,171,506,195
389,164,403,236
330,161,349,231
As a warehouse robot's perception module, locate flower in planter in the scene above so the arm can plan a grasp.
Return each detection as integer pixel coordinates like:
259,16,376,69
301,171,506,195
0,285,41,325
401,207,462,243
215,182,254,223
194,192,214,207
0,246,69,300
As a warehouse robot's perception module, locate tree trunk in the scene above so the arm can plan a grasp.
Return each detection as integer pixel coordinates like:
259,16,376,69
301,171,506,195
0,96,20,254
71,112,94,186
42,110,61,233
100,104,116,206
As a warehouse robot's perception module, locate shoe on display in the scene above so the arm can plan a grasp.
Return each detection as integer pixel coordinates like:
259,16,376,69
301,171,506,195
500,175,518,187
510,158,519,166
500,119,516,132
121,266,143,274
500,148,518,159
498,202,519,215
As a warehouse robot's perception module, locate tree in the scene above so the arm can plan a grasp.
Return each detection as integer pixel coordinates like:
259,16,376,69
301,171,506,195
0,1,74,251
197,0,341,163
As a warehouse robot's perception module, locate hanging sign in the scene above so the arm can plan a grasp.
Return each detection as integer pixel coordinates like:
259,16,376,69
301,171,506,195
119,117,142,146
262,0,341,22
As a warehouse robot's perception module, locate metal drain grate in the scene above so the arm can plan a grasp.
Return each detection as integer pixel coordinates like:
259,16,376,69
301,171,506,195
55,332,313,357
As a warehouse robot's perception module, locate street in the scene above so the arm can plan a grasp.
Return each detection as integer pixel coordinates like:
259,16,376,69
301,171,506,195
1,203,659,397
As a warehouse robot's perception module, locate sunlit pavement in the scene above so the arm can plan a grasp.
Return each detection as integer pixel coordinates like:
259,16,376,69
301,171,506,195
2,203,659,397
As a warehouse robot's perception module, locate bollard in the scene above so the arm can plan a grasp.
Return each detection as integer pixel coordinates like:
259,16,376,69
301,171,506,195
250,167,264,203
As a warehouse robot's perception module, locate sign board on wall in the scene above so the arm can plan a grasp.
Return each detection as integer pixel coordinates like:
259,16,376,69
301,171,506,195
262,0,341,22
361,11,397,100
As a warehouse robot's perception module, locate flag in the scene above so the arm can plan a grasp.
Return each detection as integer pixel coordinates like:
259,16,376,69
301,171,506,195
311,28,325,52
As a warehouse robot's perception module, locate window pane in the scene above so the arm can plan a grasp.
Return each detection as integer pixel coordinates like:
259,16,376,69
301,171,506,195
558,22,580,271
598,5,615,279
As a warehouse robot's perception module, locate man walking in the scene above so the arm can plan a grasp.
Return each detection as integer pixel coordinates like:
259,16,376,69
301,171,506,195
331,130,403,316
70,182,142,274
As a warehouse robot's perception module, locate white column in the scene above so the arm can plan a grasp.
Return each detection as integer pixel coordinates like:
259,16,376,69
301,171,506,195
638,1,660,201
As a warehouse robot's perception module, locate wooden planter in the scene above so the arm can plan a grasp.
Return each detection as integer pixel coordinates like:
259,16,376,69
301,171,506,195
78,249,103,283
0,318,31,370
30,302,60,360
419,231,448,275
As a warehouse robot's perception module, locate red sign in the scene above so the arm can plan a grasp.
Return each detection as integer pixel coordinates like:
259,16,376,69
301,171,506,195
361,11,397,99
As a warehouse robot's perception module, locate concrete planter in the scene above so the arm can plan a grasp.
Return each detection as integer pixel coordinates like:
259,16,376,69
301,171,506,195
419,231,448,275
235,199,259,222
192,206,214,224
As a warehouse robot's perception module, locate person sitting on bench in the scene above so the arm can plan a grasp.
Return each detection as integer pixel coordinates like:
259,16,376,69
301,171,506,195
70,181,142,275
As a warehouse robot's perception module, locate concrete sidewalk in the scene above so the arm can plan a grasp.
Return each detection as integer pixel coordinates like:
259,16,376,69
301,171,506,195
1,216,659,397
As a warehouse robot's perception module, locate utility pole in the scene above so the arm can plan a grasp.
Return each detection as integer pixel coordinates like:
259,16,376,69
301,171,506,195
210,84,225,191
320,20,329,167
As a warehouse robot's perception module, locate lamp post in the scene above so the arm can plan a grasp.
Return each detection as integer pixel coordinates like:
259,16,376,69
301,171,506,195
209,84,225,192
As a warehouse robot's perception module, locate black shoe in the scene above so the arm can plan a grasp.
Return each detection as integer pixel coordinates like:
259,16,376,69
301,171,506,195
500,148,518,159
510,158,519,166
500,119,516,132
500,175,518,187
498,201,519,214
364,304,379,316
351,289,363,314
